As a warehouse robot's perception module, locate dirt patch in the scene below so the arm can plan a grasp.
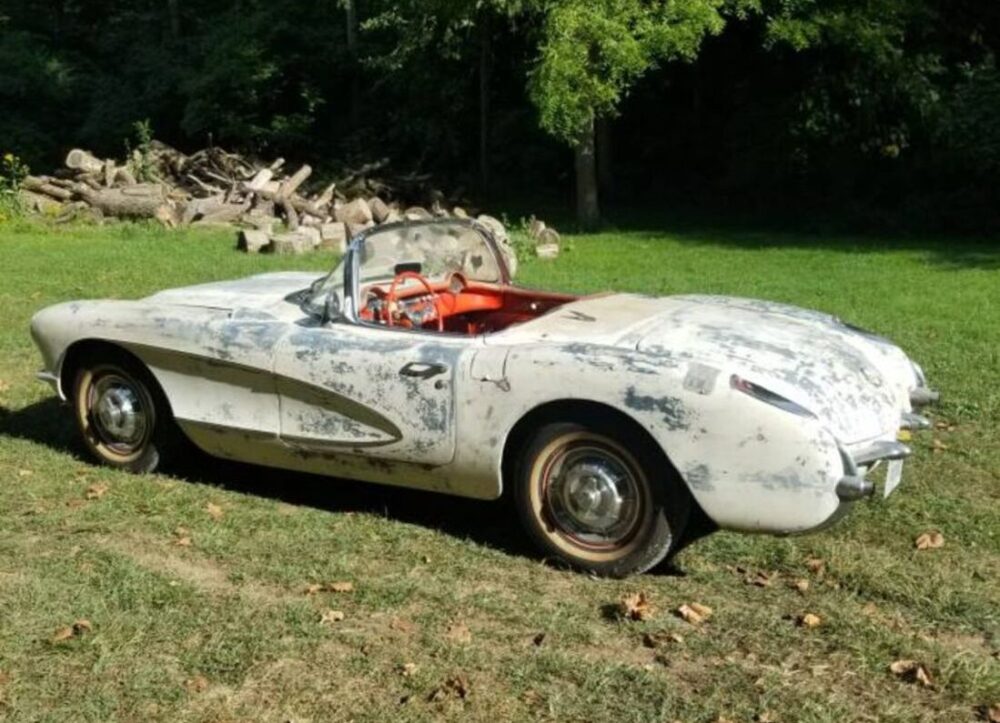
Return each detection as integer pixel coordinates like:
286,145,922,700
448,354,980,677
104,536,291,606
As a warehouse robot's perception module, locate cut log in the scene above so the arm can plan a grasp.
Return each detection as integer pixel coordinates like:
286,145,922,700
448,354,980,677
536,243,559,259
347,219,374,238
245,168,273,192
528,216,546,239
337,197,373,226
320,222,348,253
269,230,314,255
536,227,560,246
367,196,390,223
22,176,73,201
238,229,272,253
194,202,250,226
476,214,507,244
17,190,63,215
114,167,137,186
278,164,312,199
75,184,174,223
452,206,468,218
404,206,432,221
65,149,104,174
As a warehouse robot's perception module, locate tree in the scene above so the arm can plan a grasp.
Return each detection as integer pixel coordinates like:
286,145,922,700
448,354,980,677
528,0,741,227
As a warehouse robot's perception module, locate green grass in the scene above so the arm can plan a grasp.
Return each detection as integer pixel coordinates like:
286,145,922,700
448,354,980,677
1,218,998,722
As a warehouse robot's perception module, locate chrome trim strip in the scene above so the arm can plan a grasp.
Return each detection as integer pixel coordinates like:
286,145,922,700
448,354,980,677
910,387,940,406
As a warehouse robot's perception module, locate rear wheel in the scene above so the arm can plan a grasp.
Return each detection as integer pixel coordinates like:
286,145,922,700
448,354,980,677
72,354,172,473
514,420,690,577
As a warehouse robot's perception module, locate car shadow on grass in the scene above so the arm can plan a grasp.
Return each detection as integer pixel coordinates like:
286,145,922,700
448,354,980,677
1,397,689,576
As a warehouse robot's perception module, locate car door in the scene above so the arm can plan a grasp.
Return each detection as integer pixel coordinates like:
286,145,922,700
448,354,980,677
273,321,468,466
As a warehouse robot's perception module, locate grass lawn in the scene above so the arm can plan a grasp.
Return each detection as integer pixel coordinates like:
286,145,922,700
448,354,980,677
0,219,998,722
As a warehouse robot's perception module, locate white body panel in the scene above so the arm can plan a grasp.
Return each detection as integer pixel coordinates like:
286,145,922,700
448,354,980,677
31,263,930,534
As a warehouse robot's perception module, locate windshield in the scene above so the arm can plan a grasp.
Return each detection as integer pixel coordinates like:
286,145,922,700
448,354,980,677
303,220,504,320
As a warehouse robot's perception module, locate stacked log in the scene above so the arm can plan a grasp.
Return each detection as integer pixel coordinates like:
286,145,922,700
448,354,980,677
19,140,555,273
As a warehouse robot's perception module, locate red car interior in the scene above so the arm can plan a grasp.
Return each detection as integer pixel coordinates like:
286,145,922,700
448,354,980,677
359,271,578,335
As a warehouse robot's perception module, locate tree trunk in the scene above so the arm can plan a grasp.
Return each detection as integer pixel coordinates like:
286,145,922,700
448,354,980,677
478,12,492,194
345,0,361,128
574,116,599,229
166,0,181,39
596,116,612,199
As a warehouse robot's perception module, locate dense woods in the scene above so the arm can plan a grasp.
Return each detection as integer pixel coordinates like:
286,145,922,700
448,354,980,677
2,0,999,232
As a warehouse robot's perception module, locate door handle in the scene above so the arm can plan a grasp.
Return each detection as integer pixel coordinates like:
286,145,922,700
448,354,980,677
399,361,448,379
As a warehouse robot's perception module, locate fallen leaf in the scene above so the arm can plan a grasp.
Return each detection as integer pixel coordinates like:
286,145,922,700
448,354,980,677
931,438,949,452
798,613,822,628
50,619,92,644
805,557,825,574
185,675,209,693
643,630,684,648
327,581,354,593
399,662,417,677
915,531,945,550
934,420,956,432
445,622,472,644
889,659,934,687
84,483,108,500
50,626,74,644
205,502,224,520
522,689,541,706
620,591,655,621
532,632,546,647
981,704,1000,723
389,617,416,634
320,609,345,625
792,579,810,594
677,602,712,625
173,536,192,547
17,469,32,478
422,555,432,564
746,571,774,587
897,429,912,442
428,675,470,702
756,711,779,723
304,583,323,595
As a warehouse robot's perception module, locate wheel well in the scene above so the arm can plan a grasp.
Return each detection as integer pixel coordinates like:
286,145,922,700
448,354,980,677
500,398,717,550
500,399,682,495
59,340,173,416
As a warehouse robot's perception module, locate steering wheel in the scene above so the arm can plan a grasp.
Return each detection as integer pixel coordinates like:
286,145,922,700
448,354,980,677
384,270,443,332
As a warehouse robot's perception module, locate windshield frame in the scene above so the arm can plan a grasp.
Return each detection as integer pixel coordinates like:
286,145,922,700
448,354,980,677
324,218,511,326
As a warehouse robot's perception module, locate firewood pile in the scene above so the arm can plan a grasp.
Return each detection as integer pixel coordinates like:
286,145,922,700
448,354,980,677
17,141,561,267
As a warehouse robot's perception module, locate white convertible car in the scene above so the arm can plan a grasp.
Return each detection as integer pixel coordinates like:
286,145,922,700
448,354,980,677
31,219,938,576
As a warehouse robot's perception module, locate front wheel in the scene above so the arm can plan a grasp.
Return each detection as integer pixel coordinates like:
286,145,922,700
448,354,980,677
72,355,172,474
514,421,690,577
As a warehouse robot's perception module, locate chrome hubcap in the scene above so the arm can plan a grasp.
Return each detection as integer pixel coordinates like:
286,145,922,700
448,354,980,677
545,446,641,545
91,375,147,449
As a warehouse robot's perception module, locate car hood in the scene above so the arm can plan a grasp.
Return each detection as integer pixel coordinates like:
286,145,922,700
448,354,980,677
145,271,322,312
499,293,909,442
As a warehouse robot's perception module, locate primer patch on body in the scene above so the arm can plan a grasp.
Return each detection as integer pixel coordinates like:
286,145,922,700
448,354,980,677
683,363,720,396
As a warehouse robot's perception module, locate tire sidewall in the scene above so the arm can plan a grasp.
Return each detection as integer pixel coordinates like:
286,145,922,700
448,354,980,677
72,357,162,474
515,420,689,577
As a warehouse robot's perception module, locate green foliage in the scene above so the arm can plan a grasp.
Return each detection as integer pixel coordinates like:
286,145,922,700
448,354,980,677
0,151,30,221
529,0,730,143
125,120,157,183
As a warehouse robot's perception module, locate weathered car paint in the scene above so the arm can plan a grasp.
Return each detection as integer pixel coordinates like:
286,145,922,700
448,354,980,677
30,226,932,536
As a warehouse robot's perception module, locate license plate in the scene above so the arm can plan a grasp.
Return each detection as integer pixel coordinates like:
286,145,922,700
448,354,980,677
884,459,904,498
